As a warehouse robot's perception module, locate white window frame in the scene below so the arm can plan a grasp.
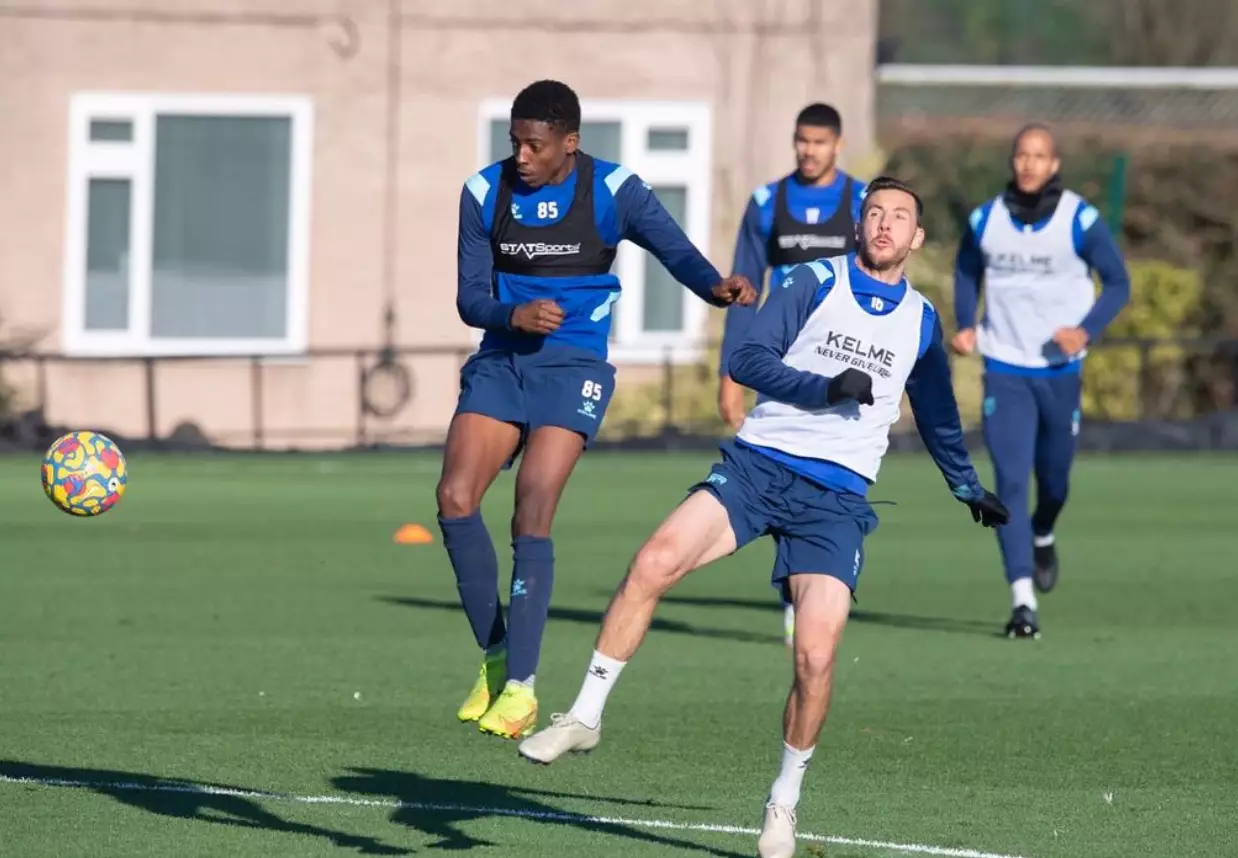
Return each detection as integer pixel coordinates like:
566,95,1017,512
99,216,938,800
63,93,314,357
476,99,713,365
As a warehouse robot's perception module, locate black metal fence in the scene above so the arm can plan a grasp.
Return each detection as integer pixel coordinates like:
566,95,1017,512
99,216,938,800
1,336,1237,452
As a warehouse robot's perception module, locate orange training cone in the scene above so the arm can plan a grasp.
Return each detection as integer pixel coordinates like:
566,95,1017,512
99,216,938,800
393,523,434,544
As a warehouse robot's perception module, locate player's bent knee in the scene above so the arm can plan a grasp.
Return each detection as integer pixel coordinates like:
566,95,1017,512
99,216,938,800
793,645,836,687
626,539,686,596
436,479,479,520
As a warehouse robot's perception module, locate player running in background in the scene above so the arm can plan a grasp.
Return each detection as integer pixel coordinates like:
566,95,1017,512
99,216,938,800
518,177,1009,858
952,123,1129,640
716,102,867,646
438,80,756,741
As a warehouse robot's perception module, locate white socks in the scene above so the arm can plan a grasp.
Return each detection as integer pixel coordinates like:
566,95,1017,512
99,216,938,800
569,650,626,729
1033,533,1056,549
769,743,815,808
1012,577,1037,611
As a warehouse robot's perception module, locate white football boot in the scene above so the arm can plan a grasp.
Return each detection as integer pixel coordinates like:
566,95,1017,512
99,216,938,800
757,801,798,858
517,712,601,764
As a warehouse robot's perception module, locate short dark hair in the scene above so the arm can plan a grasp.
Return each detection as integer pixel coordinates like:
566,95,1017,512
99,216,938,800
511,80,581,134
795,103,842,134
861,175,924,222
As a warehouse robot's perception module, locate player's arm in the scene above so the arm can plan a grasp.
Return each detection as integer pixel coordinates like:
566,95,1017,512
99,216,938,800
726,265,833,410
613,175,730,307
1075,207,1131,340
904,308,987,500
718,195,769,377
953,226,984,329
455,183,515,331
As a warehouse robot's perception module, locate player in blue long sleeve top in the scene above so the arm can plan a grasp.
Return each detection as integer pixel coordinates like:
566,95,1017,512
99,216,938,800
718,104,867,431
437,80,756,741
714,103,868,644
950,124,1130,639
518,179,1008,858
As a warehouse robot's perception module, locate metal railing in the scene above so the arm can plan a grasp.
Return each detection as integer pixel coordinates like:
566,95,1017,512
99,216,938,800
1,336,1236,452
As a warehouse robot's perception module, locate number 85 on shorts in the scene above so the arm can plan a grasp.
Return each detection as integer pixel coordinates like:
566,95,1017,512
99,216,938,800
528,357,616,446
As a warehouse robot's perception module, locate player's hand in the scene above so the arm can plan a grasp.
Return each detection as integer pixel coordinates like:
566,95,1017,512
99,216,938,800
509,299,565,335
951,328,976,355
711,275,757,307
826,368,874,406
1052,326,1089,357
718,376,747,431
961,488,1010,528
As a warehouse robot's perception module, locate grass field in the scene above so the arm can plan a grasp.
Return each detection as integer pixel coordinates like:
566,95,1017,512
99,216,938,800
1,451,1236,857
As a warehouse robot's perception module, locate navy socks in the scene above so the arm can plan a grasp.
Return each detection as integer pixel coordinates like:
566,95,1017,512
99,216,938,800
438,512,506,651
505,536,555,683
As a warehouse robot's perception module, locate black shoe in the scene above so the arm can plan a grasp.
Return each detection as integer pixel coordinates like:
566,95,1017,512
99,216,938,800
1033,540,1058,593
1005,605,1041,639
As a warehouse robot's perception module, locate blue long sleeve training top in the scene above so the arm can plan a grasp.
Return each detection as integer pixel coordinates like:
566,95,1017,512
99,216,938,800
719,171,867,375
954,194,1131,375
728,254,983,499
458,156,724,357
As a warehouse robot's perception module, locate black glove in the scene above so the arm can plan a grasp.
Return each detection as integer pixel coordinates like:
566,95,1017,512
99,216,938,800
963,489,1010,528
826,368,874,406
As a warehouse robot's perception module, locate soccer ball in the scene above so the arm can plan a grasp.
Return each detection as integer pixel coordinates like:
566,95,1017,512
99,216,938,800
41,431,128,517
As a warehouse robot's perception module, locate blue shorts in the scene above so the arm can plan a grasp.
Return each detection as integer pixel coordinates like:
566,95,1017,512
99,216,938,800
691,440,880,596
455,346,616,453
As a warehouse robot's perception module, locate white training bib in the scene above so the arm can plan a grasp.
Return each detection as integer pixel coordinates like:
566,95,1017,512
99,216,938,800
738,258,925,482
977,190,1097,367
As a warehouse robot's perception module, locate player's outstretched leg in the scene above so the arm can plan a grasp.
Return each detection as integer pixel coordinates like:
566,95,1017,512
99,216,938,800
478,426,584,740
1030,374,1082,594
758,573,852,858
518,489,738,763
983,373,1041,638
436,413,523,723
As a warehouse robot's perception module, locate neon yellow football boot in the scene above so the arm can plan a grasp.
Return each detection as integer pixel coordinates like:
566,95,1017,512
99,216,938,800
456,650,506,723
477,680,538,739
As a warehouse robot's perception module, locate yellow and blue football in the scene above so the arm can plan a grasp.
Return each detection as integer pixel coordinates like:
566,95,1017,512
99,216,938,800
41,431,127,517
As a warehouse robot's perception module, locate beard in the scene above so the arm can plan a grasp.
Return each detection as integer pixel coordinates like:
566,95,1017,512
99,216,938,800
858,242,910,272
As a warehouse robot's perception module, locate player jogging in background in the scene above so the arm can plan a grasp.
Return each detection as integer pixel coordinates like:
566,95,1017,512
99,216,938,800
438,79,756,741
952,123,1130,640
716,102,867,646
518,176,1009,858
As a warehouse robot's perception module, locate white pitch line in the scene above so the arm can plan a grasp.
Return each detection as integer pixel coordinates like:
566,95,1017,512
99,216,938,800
0,773,1030,858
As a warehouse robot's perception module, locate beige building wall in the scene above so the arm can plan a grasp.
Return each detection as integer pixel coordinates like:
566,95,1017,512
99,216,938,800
0,0,877,449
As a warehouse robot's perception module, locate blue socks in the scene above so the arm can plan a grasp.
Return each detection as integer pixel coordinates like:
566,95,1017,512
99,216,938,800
505,536,555,684
438,512,506,651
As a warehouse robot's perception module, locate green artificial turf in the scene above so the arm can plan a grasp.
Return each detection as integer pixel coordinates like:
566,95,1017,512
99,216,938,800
1,451,1235,857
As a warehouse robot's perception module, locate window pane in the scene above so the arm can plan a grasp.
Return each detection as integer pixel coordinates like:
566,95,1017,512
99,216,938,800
580,121,621,163
150,115,291,339
647,128,689,151
90,120,133,142
641,186,688,333
488,119,510,163
84,178,131,331
486,118,622,164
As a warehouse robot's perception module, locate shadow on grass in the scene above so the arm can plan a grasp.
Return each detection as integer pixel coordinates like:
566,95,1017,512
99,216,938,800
0,760,407,854
657,594,996,637
332,767,751,856
380,595,785,646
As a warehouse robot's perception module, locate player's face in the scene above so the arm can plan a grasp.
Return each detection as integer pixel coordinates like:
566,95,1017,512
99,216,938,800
793,124,841,183
858,189,925,271
1011,129,1060,194
510,119,579,188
